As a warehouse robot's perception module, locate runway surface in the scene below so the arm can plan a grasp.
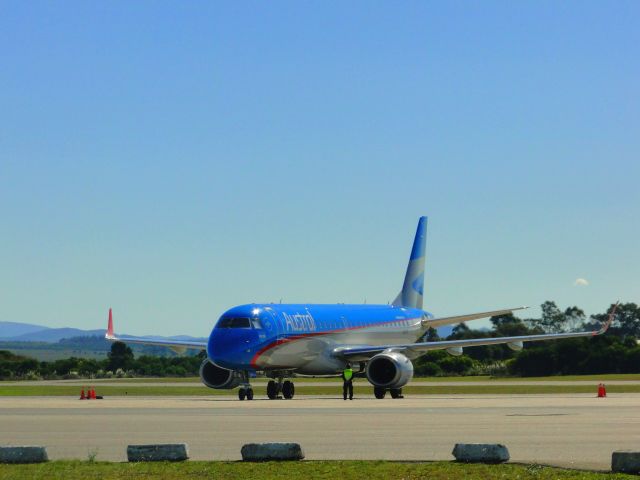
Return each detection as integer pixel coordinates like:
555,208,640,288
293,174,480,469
1,394,638,469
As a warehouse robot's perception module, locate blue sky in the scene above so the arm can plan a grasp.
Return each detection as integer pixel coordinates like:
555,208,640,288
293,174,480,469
1,2,638,336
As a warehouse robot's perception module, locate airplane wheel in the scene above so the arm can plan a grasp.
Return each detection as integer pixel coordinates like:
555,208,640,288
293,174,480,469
246,388,254,400
238,388,246,401
267,380,278,399
374,387,386,399
390,388,403,399
282,380,294,399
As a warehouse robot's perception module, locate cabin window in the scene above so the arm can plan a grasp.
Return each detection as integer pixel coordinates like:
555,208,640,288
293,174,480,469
218,317,252,329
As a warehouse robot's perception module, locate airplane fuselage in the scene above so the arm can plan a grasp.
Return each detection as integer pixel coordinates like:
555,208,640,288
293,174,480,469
207,303,433,374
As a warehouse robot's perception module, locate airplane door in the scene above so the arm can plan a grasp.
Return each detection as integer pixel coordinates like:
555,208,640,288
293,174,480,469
261,307,279,340
340,314,347,330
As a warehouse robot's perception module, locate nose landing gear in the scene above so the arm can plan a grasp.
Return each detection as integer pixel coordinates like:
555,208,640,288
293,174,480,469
238,386,254,400
237,371,254,401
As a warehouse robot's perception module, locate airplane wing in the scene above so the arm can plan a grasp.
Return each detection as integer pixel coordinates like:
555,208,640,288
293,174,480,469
422,306,529,328
334,304,617,361
105,308,207,353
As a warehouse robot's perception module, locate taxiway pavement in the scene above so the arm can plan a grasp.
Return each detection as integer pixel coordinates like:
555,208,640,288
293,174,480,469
1,394,638,469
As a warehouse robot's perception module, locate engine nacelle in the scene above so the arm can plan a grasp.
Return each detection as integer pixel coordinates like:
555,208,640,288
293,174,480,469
446,346,463,356
365,351,414,389
199,358,240,389
507,341,523,351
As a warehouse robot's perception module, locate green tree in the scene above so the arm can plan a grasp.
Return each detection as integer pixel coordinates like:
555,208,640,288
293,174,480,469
539,301,567,333
490,313,531,336
563,306,586,332
420,327,440,342
107,341,134,371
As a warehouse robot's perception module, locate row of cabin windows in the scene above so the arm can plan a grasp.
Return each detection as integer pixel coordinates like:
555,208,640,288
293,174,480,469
343,319,414,328
371,320,412,328
217,317,414,330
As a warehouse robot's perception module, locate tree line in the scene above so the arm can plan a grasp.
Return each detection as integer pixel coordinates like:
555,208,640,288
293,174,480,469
414,301,640,376
1,301,638,380
0,344,205,380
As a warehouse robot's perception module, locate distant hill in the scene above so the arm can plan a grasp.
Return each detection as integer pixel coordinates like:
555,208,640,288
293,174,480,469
0,321,51,338
0,321,208,360
4,327,107,342
0,321,206,344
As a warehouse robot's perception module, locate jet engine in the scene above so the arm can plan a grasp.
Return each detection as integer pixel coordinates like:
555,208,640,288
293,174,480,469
199,358,240,389
507,341,523,351
365,351,414,389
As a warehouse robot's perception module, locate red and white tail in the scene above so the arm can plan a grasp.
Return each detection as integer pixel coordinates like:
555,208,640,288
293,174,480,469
106,308,114,338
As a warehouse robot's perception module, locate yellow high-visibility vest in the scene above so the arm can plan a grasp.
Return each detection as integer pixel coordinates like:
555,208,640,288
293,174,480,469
343,368,353,381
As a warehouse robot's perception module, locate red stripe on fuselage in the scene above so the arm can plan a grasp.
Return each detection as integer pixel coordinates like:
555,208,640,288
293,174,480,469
249,317,421,368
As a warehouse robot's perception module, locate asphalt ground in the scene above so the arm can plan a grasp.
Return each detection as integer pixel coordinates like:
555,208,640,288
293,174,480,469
1,393,637,470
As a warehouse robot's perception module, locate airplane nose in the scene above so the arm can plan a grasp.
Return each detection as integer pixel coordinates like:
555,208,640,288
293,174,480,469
208,327,256,368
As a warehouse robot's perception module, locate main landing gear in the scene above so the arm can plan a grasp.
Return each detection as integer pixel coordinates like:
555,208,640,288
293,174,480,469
236,372,296,401
374,387,404,399
267,378,295,400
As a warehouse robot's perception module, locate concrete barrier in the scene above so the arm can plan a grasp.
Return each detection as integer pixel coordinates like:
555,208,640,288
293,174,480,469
127,444,189,462
452,443,509,463
241,443,305,461
612,451,640,474
0,446,48,464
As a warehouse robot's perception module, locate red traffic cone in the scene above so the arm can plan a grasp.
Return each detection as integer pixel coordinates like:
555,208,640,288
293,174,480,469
80,388,86,400
597,383,606,398
90,387,96,400
601,384,607,397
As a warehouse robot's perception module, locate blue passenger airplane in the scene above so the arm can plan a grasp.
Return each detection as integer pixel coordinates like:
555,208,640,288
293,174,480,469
106,217,614,400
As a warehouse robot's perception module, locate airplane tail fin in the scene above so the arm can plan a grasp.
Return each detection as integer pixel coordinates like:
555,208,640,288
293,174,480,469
392,216,427,310
107,308,114,338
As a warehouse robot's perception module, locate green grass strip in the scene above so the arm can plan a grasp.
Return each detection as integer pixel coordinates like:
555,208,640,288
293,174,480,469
0,460,635,480
1,384,640,396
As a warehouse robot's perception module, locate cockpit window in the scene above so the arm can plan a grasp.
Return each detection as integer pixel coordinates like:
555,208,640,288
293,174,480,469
251,318,263,329
218,317,252,329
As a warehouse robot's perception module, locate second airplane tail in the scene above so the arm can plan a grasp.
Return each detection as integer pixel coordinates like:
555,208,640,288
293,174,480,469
392,216,427,310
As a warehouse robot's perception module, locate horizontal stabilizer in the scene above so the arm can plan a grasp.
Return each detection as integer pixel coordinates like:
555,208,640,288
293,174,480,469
105,309,207,351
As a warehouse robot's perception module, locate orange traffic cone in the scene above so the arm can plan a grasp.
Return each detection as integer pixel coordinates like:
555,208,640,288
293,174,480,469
80,387,86,400
90,387,96,400
601,384,607,397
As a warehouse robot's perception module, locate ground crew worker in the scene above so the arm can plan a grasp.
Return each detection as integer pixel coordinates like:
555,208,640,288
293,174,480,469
342,362,354,400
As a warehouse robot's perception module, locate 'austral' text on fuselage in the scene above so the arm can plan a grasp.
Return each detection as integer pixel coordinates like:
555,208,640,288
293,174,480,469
283,312,317,332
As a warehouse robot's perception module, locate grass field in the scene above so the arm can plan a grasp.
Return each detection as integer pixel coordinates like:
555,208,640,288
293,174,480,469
71,373,640,383
0,461,635,480
1,383,639,396
2,373,639,396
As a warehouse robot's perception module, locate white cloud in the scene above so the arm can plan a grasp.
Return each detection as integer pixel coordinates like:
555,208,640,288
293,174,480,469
574,278,589,287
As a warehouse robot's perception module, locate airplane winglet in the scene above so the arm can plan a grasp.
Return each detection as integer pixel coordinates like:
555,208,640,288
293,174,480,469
596,301,619,335
106,308,114,338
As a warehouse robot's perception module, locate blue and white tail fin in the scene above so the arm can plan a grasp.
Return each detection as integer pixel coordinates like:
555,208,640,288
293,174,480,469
392,216,427,310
